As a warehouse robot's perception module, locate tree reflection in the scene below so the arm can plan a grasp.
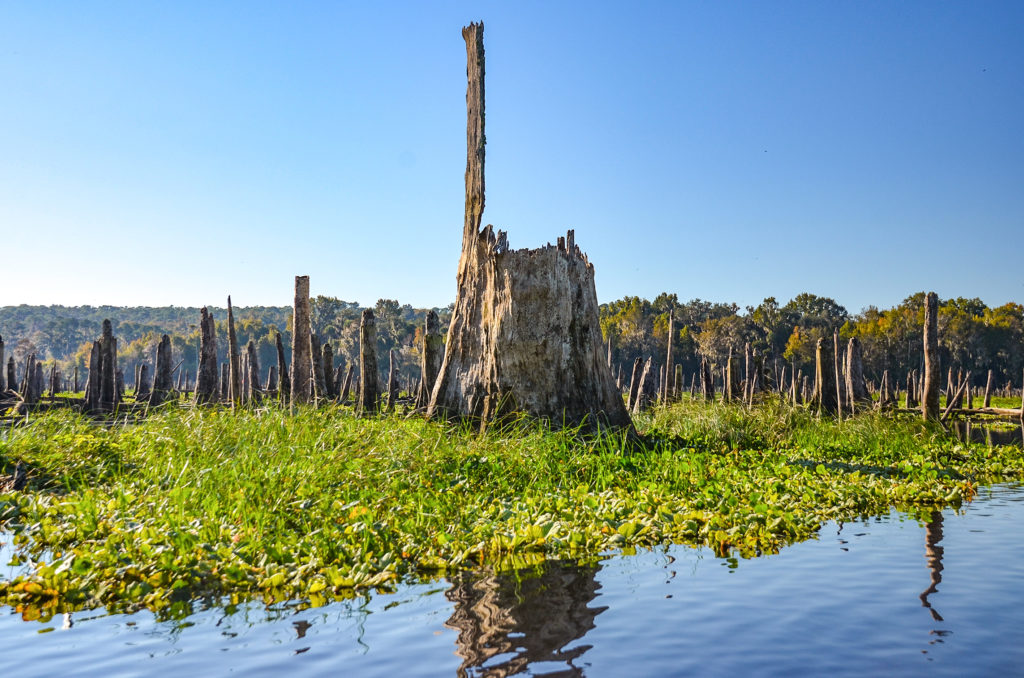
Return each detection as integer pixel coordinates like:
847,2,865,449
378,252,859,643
919,511,944,622
445,561,606,677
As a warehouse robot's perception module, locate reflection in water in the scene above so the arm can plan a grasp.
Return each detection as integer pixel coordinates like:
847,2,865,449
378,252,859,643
951,420,1023,447
919,512,944,623
445,561,606,677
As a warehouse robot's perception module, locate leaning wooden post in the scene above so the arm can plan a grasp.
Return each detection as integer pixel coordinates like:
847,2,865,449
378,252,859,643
922,292,940,421
358,309,380,414
290,276,313,406
340,364,355,403
417,310,444,408
227,296,243,407
195,307,219,404
626,356,643,412
983,369,993,408
662,312,674,404
275,332,290,403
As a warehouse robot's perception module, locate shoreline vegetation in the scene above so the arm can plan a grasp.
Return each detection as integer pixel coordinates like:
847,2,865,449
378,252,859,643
2,397,1021,622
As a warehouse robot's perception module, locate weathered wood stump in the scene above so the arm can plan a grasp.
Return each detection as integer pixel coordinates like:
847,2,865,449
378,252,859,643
845,337,870,412
425,23,630,432
311,334,328,403
631,357,655,414
137,364,151,399
386,349,399,411
340,364,355,403
983,369,993,408
626,357,643,412
0,335,4,391
246,340,262,405
322,342,336,398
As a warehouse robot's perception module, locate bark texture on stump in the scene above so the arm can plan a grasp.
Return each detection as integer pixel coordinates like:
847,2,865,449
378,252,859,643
227,297,242,406
195,307,219,404
290,276,313,405
322,343,335,398
417,310,444,408
386,349,399,411
358,309,380,414
631,358,655,415
922,292,940,421
426,24,630,432
137,364,151,399
6,357,15,395
100,320,117,412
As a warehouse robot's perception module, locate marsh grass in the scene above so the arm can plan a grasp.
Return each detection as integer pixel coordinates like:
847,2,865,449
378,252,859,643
1,399,1021,621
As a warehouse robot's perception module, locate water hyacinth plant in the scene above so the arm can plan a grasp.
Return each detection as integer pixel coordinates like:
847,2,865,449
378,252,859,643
1,398,1020,621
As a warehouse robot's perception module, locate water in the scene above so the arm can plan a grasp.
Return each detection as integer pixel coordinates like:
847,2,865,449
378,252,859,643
2,485,1023,677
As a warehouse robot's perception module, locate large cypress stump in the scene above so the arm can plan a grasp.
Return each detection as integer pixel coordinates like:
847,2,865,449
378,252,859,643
195,307,219,404
426,22,630,432
922,292,940,421
290,276,313,406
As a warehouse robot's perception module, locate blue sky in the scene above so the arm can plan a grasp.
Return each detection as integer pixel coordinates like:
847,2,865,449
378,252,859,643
2,2,1022,313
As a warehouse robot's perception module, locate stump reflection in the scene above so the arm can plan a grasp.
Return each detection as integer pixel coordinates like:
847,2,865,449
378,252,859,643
445,561,606,677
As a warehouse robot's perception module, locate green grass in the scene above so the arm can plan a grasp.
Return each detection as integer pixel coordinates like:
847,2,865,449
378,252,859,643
1,399,1021,621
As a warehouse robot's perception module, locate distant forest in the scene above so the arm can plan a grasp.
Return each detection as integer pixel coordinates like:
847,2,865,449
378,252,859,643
1,292,1022,390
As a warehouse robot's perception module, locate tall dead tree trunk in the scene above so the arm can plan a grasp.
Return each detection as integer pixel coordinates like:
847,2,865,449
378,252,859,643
290,276,313,406
983,369,993,408
922,292,940,421
358,309,380,414
701,358,714,402
425,23,630,432
195,307,219,404
417,310,444,408
6,356,15,395
0,335,4,391
99,319,117,412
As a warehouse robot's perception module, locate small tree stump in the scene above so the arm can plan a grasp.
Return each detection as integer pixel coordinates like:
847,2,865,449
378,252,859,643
137,364,151,399
246,340,262,405
276,332,290,403
845,337,870,411
149,334,173,406
627,357,643,412
227,296,242,407
311,334,328,403
814,337,838,415
417,310,444,408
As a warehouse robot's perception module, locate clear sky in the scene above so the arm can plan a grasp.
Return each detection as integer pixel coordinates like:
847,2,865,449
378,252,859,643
2,2,1022,314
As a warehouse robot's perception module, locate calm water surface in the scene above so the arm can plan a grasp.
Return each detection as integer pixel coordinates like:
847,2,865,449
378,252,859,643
2,484,1023,677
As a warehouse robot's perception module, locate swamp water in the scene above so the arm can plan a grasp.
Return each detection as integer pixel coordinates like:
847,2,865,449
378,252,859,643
2,484,1023,677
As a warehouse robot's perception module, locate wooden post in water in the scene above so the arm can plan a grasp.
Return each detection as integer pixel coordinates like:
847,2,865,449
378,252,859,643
922,292,940,421
358,309,380,414
290,276,313,406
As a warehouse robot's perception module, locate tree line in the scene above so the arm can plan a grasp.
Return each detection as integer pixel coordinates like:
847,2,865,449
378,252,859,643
2,291,1021,391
